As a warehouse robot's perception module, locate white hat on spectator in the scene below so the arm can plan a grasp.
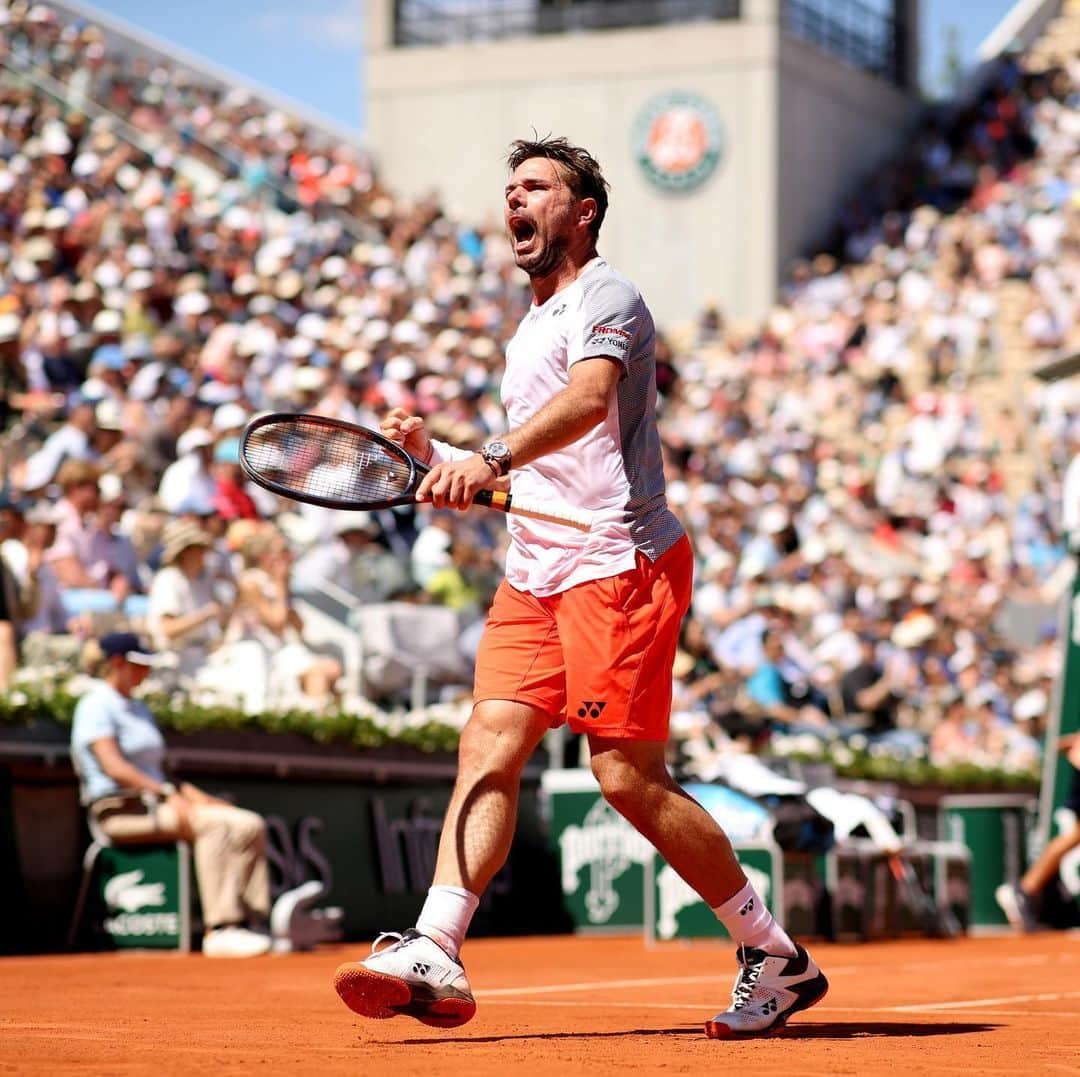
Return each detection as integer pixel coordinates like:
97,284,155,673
285,336,315,359
384,355,416,383
232,273,259,296
160,520,213,565
891,613,937,649
391,319,424,345
0,313,20,342
92,309,123,334
125,269,154,292
72,152,101,178
213,402,248,432
469,336,496,359
175,292,210,317
126,244,153,268
320,256,347,280
98,472,126,503
176,272,206,294
434,328,462,352
1013,689,1047,723
95,399,124,432
43,206,70,230
248,295,277,316
23,237,55,262
363,319,390,344
177,428,215,456
297,313,328,340
333,512,379,537
292,366,326,393
759,505,789,535
274,271,304,300
343,348,372,373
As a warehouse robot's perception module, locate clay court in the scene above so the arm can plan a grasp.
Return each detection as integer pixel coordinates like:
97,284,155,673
3,932,1078,1075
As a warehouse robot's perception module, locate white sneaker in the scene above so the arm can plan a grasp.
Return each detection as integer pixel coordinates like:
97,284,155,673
202,926,272,958
333,929,476,1028
706,943,828,1038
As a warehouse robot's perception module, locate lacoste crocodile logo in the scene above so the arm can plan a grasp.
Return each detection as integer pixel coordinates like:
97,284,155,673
104,870,167,913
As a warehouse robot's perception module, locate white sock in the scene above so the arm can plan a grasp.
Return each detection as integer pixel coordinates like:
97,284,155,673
415,885,480,960
712,881,796,957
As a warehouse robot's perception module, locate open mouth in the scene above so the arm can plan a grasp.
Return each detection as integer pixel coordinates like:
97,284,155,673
508,215,537,252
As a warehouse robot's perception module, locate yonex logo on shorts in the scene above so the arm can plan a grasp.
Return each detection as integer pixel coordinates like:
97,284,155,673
577,700,607,719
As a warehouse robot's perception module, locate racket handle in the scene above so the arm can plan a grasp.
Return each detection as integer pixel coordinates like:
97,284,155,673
474,490,593,532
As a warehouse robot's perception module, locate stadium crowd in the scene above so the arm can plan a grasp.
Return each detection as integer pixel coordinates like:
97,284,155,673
0,1,1076,777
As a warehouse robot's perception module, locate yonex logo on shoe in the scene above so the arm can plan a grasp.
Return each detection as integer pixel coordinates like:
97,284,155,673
577,700,607,719
739,899,754,916
762,998,778,1014
412,962,431,976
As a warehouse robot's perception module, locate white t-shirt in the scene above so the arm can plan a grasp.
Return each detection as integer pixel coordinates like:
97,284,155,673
483,258,683,596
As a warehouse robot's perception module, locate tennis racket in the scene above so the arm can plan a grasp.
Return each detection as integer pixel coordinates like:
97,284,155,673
239,412,594,532
887,852,961,939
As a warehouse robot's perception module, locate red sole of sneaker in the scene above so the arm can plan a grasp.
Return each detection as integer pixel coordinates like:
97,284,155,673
704,982,829,1040
332,964,411,1019
415,997,477,1029
331,964,476,1028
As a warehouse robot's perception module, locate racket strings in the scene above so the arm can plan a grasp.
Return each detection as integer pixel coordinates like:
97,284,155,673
243,420,413,503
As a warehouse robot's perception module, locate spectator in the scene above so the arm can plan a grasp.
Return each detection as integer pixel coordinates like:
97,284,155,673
209,437,259,521
225,526,342,705
45,460,119,594
70,632,272,957
0,497,39,691
292,513,413,604
148,520,229,681
158,428,216,516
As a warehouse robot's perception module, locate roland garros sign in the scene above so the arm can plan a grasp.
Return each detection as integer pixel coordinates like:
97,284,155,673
633,91,724,193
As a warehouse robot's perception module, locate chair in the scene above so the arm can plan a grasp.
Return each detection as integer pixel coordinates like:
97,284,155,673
68,801,193,953
60,588,119,618
350,602,473,710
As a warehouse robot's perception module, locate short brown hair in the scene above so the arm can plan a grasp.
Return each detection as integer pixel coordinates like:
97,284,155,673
56,459,100,490
506,136,610,239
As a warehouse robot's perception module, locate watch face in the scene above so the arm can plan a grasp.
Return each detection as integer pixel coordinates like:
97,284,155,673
488,441,509,458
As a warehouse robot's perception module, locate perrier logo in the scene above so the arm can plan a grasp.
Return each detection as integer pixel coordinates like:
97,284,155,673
558,798,653,924
633,90,724,194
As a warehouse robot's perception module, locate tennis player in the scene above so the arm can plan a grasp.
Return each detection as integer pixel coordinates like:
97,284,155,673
333,136,828,1038
997,732,1080,931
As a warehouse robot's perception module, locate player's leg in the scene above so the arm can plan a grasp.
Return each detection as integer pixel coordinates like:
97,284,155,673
588,736,827,1036
332,699,551,1026
563,537,826,1037
999,769,1080,932
334,580,563,1027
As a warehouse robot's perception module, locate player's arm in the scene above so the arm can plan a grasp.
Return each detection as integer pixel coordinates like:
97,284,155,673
416,357,619,509
501,356,620,467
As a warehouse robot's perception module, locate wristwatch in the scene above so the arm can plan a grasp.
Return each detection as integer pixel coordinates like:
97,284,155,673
481,440,512,478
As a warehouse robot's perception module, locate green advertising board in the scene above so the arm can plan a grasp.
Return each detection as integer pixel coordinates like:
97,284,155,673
939,795,1035,929
96,843,192,951
545,780,654,931
645,844,783,943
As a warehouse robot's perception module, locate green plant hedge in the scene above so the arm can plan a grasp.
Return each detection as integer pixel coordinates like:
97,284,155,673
0,685,1041,790
0,684,462,755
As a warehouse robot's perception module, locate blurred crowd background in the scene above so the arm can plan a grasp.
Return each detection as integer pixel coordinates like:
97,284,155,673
2,1,1079,778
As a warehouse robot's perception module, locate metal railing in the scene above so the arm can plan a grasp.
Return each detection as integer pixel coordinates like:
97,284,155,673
783,0,906,85
394,0,741,47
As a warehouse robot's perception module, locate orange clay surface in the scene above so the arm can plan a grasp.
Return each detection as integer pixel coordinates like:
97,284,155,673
2,932,1079,1075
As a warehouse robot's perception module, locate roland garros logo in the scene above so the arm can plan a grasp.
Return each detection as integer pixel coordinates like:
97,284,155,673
633,91,724,193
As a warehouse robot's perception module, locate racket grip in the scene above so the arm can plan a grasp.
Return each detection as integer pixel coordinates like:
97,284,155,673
474,490,593,532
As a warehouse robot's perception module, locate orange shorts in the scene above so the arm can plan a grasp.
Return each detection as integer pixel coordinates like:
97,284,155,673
473,535,693,741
